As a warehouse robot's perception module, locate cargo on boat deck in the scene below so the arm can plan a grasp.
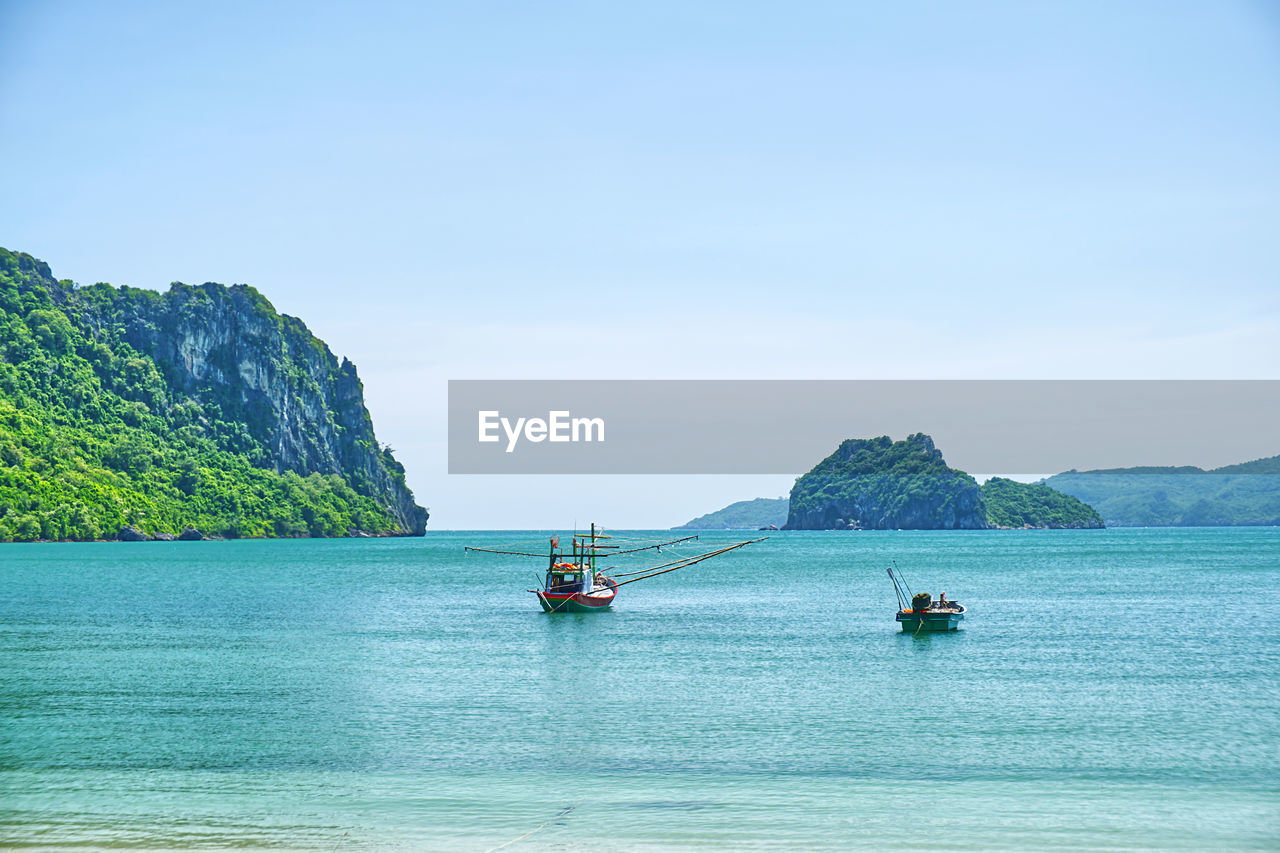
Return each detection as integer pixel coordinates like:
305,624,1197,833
888,567,967,632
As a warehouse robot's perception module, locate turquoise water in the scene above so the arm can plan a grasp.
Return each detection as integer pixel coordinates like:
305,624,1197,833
2,529,1278,850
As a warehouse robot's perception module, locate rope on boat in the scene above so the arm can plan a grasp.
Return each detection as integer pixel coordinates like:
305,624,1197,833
482,805,575,853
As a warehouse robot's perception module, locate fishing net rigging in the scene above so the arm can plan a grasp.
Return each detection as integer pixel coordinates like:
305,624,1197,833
464,528,765,590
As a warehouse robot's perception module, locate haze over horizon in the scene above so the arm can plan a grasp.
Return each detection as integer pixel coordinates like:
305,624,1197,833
3,1,1277,527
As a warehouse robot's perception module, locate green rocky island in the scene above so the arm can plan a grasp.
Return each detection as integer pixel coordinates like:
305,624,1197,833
678,433,1103,530
0,248,427,542
785,434,1101,530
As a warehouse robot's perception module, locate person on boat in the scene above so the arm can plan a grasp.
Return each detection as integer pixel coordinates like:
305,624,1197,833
939,591,947,605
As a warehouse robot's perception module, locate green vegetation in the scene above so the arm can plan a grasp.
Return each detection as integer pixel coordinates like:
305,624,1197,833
1044,459,1280,526
786,434,991,530
775,434,1104,530
674,497,789,530
980,477,1104,529
0,248,415,542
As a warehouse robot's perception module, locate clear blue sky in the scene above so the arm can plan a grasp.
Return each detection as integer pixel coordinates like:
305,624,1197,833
3,1,1278,527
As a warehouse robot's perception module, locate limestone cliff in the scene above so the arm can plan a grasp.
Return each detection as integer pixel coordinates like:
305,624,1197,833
0,246,427,539
74,280,428,535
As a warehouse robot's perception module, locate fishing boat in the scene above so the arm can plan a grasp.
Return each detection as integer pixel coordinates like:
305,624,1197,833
465,525,765,613
531,525,618,613
887,566,966,632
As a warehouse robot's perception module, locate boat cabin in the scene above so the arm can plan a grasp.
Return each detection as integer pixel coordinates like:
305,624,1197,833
545,565,590,593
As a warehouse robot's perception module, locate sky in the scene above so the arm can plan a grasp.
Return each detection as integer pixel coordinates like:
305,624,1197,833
2,1,1278,528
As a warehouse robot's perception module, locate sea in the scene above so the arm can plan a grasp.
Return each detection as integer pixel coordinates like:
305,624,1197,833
1,528,1277,851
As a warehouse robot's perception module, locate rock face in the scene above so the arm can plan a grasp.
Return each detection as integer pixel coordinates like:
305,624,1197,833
784,434,989,530
177,526,205,541
118,525,152,541
77,281,427,535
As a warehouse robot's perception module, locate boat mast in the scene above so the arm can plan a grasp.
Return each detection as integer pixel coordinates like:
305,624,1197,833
887,565,912,611
586,522,597,591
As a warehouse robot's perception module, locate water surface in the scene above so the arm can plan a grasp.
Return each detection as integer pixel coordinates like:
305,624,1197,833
2,529,1277,849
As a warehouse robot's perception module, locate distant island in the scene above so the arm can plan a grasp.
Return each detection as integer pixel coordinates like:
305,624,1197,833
675,433,1103,530
0,248,427,542
1043,456,1280,526
674,497,789,530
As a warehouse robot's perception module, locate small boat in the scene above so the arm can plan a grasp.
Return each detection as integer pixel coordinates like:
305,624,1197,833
465,525,765,613
887,567,966,632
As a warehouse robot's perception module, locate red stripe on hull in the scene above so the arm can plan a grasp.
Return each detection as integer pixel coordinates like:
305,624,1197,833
535,580,618,612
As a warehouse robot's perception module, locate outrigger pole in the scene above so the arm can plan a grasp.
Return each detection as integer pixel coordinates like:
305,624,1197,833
463,534,700,560
469,532,763,602
887,564,912,611
602,538,767,589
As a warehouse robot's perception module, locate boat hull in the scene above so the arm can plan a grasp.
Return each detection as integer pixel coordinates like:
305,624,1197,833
896,610,964,632
535,581,618,613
